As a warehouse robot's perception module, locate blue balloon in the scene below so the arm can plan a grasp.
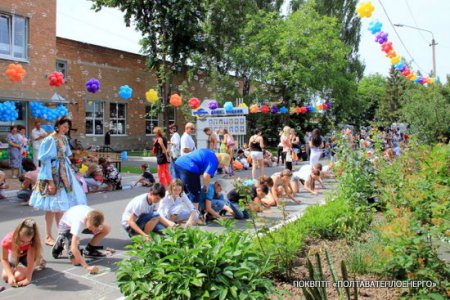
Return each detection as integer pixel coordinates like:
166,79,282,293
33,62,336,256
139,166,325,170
223,101,234,113
119,85,133,99
368,20,383,34
280,106,288,114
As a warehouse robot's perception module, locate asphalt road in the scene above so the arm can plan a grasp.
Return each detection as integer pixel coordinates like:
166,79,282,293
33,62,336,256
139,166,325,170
0,160,330,299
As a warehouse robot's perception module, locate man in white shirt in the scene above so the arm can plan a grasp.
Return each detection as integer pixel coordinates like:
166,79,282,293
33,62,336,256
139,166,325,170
52,205,111,274
31,121,48,166
180,122,196,156
121,183,167,239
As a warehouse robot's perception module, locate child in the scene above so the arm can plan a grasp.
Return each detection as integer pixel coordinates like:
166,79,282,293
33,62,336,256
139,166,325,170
202,181,247,220
292,166,321,195
158,179,199,227
52,205,111,274
0,170,8,200
267,169,301,207
121,183,166,240
1,218,44,287
134,164,155,187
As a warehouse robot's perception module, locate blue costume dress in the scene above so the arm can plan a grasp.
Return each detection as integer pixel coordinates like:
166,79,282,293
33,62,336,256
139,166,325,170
29,133,87,212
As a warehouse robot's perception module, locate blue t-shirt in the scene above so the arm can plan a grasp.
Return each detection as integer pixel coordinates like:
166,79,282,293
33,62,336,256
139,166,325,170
174,149,218,177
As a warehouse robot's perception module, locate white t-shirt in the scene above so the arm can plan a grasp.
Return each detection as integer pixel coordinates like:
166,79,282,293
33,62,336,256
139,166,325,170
121,193,159,227
158,192,196,219
170,132,181,158
180,132,196,156
31,128,47,149
293,165,312,181
59,205,93,236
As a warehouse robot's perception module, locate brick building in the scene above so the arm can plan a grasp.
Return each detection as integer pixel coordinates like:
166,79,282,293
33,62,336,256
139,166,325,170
0,0,213,150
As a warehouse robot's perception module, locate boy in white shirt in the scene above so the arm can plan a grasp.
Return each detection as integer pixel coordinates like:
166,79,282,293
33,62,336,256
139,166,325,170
121,183,166,240
52,205,111,274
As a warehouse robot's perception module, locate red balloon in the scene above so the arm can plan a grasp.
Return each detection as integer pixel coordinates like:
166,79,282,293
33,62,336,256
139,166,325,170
381,41,393,53
300,107,307,114
402,69,411,77
260,105,270,114
48,71,65,87
188,97,201,109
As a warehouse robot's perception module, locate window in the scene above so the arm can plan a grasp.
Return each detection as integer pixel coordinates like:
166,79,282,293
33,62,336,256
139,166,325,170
168,106,176,126
145,106,158,135
0,13,28,60
109,103,126,135
85,101,104,135
56,60,68,79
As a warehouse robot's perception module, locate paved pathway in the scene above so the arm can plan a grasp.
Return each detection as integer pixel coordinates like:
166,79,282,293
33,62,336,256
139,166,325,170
0,160,332,299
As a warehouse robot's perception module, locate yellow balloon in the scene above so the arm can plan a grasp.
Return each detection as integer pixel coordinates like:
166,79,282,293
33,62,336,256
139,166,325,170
356,1,375,18
238,103,248,108
145,89,159,104
427,78,434,84
79,164,88,174
390,55,401,65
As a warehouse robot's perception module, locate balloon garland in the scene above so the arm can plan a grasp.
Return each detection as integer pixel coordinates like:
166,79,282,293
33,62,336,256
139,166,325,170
30,102,69,122
356,1,434,85
0,101,19,121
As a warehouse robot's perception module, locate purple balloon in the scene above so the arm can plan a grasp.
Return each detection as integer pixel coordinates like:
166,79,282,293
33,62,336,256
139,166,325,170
207,100,218,110
375,31,388,44
270,105,279,113
86,78,101,93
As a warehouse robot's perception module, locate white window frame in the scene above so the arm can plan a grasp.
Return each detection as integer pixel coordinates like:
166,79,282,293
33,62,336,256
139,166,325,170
109,102,127,136
145,105,158,136
85,100,105,136
56,60,68,80
0,13,28,61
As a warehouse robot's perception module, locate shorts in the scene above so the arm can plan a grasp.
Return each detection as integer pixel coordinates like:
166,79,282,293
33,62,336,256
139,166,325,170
9,254,28,267
250,151,263,161
123,212,165,237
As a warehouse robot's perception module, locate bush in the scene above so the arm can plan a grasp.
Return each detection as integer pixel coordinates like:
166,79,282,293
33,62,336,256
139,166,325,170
116,227,277,300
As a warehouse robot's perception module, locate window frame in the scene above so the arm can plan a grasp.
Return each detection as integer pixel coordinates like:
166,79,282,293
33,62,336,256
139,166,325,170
0,12,28,62
109,102,127,136
85,100,105,136
56,60,68,80
145,105,158,136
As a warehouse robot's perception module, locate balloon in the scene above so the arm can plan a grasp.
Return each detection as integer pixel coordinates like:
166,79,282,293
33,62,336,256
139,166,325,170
375,31,388,44
368,20,382,34
356,1,375,18
85,78,100,94
414,76,422,83
295,107,302,114
270,105,279,113
260,105,269,114
224,101,234,113
119,85,133,99
48,71,65,87
427,78,434,84
394,61,405,71
390,55,401,65
402,68,411,77
29,102,68,121
188,97,201,109
381,41,393,53
5,64,26,82
300,107,307,114
280,106,288,114
79,164,88,174
169,94,182,107
386,50,397,58
145,89,159,104
0,101,19,121
208,100,218,110
238,103,247,108
249,104,259,113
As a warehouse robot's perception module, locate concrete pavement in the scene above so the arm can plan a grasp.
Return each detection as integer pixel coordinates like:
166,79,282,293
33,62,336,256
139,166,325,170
0,160,332,299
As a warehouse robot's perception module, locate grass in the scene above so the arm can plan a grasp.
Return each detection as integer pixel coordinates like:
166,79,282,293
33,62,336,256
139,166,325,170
121,165,157,174
127,150,154,157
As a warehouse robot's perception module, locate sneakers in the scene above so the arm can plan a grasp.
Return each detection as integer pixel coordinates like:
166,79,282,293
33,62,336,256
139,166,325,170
51,235,65,259
84,244,106,258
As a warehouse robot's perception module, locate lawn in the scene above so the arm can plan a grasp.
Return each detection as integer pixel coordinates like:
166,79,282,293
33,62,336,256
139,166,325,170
121,165,157,174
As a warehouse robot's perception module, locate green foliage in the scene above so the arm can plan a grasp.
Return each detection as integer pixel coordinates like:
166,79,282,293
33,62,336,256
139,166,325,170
357,74,387,126
116,228,277,299
401,86,450,144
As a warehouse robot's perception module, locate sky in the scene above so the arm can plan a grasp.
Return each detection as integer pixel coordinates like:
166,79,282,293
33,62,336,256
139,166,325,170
57,0,450,82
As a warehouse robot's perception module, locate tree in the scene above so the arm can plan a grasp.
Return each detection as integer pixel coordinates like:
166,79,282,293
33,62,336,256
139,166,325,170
375,66,409,126
91,0,208,128
357,74,387,125
401,86,450,144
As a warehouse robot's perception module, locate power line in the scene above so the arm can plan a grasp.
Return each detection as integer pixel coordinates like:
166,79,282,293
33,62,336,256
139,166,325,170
377,0,425,74
404,0,428,44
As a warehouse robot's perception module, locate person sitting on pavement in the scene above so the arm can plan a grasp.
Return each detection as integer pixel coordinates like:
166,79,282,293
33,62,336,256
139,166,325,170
121,183,167,240
82,157,104,192
266,169,301,207
291,165,321,195
133,164,155,187
235,150,250,170
51,205,111,274
158,179,199,228
201,181,247,221
17,158,40,202
173,149,230,209
0,170,9,200
1,218,44,288
263,150,277,167
98,157,122,191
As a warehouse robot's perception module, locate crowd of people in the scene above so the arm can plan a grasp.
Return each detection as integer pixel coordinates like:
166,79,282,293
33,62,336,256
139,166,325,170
2,115,409,288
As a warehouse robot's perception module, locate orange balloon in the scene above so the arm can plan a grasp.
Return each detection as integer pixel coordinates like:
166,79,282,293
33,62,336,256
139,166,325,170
170,94,182,107
249,104,259,113
5,64,26,82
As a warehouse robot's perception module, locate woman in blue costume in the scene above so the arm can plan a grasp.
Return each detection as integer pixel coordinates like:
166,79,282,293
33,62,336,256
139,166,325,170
29,116,87,246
